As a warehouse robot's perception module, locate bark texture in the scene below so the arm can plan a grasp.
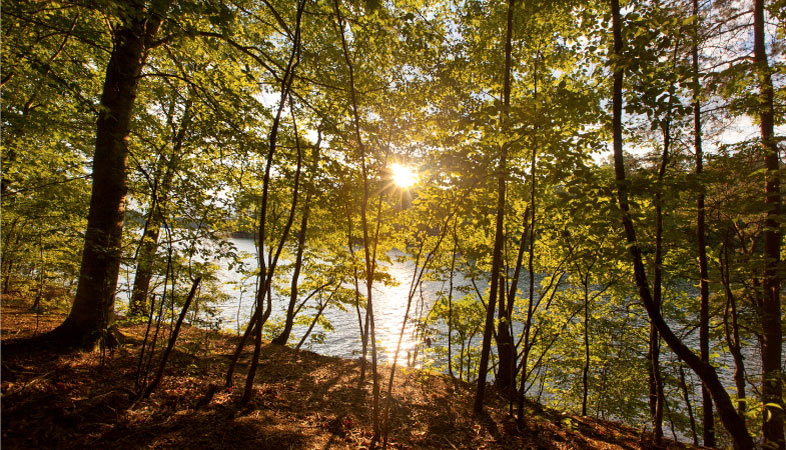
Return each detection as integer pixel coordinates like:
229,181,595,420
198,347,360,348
753,0,785,447
52,0,171,347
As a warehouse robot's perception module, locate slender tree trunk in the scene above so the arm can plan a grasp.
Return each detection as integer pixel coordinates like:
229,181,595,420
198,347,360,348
497,275,515,394
240,4,305,403
295,282,341,350
517,58,539,424
142,277,201,398
720,240,747,418
690,1,715,443
649,78,677,445
1,218,19,294
225,304,260,388
270,200,308,346
32,238,45,312
582,278,590,416
347,211,369,382
475,0,515,414
609,1,753,447
272,136,320,346
50,0,171,347
447,225,458,379
129,214,161,317
753,0,784,447
679,364,700,446
494,0,519,398
129,100,191,317
242,92,304,403
333,0,381,440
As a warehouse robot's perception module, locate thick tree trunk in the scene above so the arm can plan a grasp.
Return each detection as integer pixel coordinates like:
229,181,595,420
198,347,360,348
609,1,753,447
753,0,784,447
51,0,170,347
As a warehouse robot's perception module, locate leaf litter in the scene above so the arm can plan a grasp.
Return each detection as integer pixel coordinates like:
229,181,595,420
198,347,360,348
2,297,701,449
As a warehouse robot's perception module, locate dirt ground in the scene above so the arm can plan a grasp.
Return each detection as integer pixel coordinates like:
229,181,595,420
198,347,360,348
1,296,700,449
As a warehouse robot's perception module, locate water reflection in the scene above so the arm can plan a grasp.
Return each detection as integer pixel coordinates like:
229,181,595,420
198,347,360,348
212,238,435,366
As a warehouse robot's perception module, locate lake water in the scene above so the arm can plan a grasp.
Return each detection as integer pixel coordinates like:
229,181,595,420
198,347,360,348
119,237,757,397
116,236,763,444
199,238,453,365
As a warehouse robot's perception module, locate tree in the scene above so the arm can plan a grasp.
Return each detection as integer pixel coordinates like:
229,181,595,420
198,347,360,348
753,0,784,446
474,0,516,415
609,0,754,447
690,0,715,443
49,0,173,347
1,0,103,302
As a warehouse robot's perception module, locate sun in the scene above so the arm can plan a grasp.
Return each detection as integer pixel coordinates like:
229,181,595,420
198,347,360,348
390,163,418,189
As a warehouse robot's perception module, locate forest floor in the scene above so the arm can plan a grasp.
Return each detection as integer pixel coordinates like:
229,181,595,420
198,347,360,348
1,296,702,450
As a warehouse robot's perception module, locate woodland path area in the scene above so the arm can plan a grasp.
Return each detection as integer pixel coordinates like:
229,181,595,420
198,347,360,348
1,297,701,450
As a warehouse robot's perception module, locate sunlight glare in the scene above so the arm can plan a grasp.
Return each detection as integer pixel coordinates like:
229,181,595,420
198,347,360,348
391,163,418,189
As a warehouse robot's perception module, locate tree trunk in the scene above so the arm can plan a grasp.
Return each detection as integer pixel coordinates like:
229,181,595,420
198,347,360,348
142,277,201,398
50,0,171,347
2,218,20,294
333,0,381,439
241,2,305,403
582,280,590,416
690,0,715,442
475,0,515,414
272,137,320,346
679,364,700,446
295,282,341,350
242,86,304,404
496,273,515,394
447,225,458,379
129,99,192,317
720,240,747,418
753,0,784,447
609,1,753,447
649,78,676,445
518,61,539,423
129,214,161,317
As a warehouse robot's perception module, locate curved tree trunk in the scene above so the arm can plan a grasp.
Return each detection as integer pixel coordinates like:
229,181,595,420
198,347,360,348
609,1,753,447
